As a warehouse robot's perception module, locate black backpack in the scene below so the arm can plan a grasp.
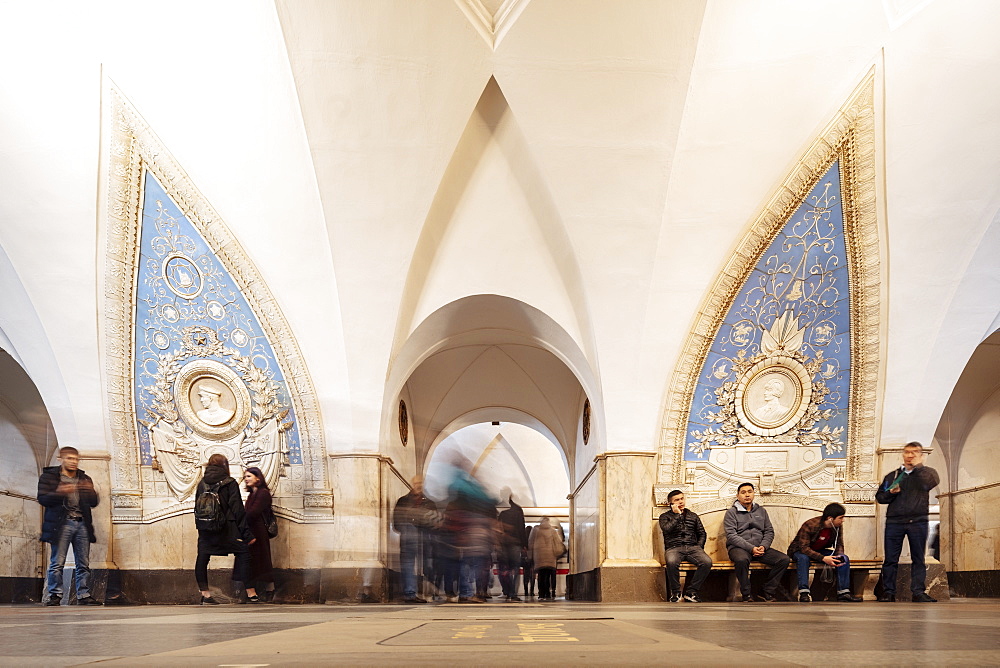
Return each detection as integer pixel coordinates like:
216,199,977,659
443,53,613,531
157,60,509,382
194,480,228,532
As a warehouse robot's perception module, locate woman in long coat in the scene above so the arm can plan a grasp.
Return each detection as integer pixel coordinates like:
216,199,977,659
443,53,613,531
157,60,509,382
528,516,565,601
195,453,258,604
243,466,275,601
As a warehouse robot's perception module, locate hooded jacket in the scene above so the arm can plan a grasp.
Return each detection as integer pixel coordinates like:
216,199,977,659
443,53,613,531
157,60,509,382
723,501,775,553
37,465,100,544
195,464,253,555
875,464,940,523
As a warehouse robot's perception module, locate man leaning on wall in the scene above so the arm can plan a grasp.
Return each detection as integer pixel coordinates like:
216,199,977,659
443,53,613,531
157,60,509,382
37,446,102,606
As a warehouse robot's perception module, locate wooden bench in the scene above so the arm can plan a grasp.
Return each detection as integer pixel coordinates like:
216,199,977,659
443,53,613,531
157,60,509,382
674,559,882,601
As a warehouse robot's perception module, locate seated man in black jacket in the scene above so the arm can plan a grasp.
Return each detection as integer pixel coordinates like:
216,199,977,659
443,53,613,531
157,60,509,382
659,490,712,602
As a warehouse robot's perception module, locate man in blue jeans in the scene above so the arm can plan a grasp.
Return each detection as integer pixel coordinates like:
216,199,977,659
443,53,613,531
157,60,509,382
37,446,102,606
876,442,940,602
787,503,862,602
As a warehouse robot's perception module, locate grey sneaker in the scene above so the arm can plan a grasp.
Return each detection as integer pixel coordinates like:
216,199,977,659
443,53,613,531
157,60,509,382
798,591,812,602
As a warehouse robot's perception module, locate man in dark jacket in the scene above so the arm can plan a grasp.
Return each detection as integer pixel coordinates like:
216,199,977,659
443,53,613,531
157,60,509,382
875,441,940,602
497,491,528,602
787,502,862,602
37,446,101,606
392,476,439,603
724,482,790,602
659,490,712,602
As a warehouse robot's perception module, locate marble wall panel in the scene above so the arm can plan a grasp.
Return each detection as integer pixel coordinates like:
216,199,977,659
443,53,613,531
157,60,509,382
572,470,599,573
953,495,976,533
328,457,382,565
973,486,1000,531
11,536,41,578
0,535,12,578
962,530,996,572
602,455,655,562
112,524,142,570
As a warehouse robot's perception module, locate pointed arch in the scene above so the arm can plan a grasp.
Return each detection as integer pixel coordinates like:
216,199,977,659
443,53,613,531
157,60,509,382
657,68,882,490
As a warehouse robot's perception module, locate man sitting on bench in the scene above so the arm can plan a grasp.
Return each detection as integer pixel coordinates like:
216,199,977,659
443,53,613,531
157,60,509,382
787,502,863,602
659,490,711,603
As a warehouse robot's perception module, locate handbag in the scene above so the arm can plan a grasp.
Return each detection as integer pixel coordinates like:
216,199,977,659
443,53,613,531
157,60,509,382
265,509,279,538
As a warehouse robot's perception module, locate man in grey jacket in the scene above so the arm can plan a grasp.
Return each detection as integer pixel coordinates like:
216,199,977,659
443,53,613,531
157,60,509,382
724,482,790,602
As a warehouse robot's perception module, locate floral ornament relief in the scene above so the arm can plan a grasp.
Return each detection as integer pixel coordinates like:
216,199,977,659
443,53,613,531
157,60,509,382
142,326,293,501
688,311,844,458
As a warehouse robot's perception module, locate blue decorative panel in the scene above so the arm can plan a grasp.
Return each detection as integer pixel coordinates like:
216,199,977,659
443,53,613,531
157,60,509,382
133,171,300,497
684,160,850,460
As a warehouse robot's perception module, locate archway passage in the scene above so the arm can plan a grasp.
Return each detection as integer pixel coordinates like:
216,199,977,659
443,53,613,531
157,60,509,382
387,294,600,482
385,295,595,601
0,350,57,602
934,329,1000,596
424,421,571,599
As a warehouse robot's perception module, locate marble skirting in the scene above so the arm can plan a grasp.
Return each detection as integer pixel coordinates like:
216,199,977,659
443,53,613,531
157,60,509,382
948,570,1000,598
0,576,42,603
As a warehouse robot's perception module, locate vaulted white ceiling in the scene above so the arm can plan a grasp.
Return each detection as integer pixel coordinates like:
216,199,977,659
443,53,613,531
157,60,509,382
0,0,998,469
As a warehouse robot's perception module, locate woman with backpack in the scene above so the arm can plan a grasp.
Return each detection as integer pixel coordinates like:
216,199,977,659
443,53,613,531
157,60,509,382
242,466,276,602
194,453,258,604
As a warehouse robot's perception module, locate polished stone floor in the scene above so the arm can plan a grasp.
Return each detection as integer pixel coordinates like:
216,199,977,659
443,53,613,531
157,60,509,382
2,598,998,666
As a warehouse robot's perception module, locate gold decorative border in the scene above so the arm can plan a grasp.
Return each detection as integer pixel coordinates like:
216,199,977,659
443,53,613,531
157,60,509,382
656,69,880,485
101,83,328,520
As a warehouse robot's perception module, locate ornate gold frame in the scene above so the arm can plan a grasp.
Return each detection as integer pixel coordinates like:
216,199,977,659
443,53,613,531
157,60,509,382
657,69,880,486
100,83,330,521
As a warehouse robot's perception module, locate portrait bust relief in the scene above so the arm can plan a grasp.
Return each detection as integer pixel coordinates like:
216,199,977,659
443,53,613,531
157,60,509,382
174,359,252,441
750,374,793,425
734,356,812,437
193,381,235,426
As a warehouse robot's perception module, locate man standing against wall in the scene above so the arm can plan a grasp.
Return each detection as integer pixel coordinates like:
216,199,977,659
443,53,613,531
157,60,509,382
37,446,102,606
659,490,712,603
876,441,940,602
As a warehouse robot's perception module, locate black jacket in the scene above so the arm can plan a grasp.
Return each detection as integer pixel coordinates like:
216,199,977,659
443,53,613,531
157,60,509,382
875,464,940,523
37,465,99,544
195,465,253,555
658,508,707,551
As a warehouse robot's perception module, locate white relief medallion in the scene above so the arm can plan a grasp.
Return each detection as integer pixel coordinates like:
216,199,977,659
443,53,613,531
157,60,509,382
162,253,203,299
160,304,179,323
206,300,226,320
230,328,249,347
152,331,169,349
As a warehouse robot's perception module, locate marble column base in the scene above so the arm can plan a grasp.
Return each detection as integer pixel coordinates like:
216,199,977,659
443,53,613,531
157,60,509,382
948,570,1000,598
0,576,43,603
876,562,950,601
566,564,665,602
320,564,386,603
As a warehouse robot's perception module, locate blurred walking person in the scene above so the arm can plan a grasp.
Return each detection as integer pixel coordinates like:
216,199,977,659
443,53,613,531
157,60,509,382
529,517,565,601
497,490,527,601
393,476,439,603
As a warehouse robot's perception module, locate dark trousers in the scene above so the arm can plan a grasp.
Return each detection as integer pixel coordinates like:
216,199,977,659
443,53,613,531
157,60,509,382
664,545,713,595
881,520,929,595
497,543,522,598
537,567,556,599
729,546,790,597
524,562,535,595
196,551,250,590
